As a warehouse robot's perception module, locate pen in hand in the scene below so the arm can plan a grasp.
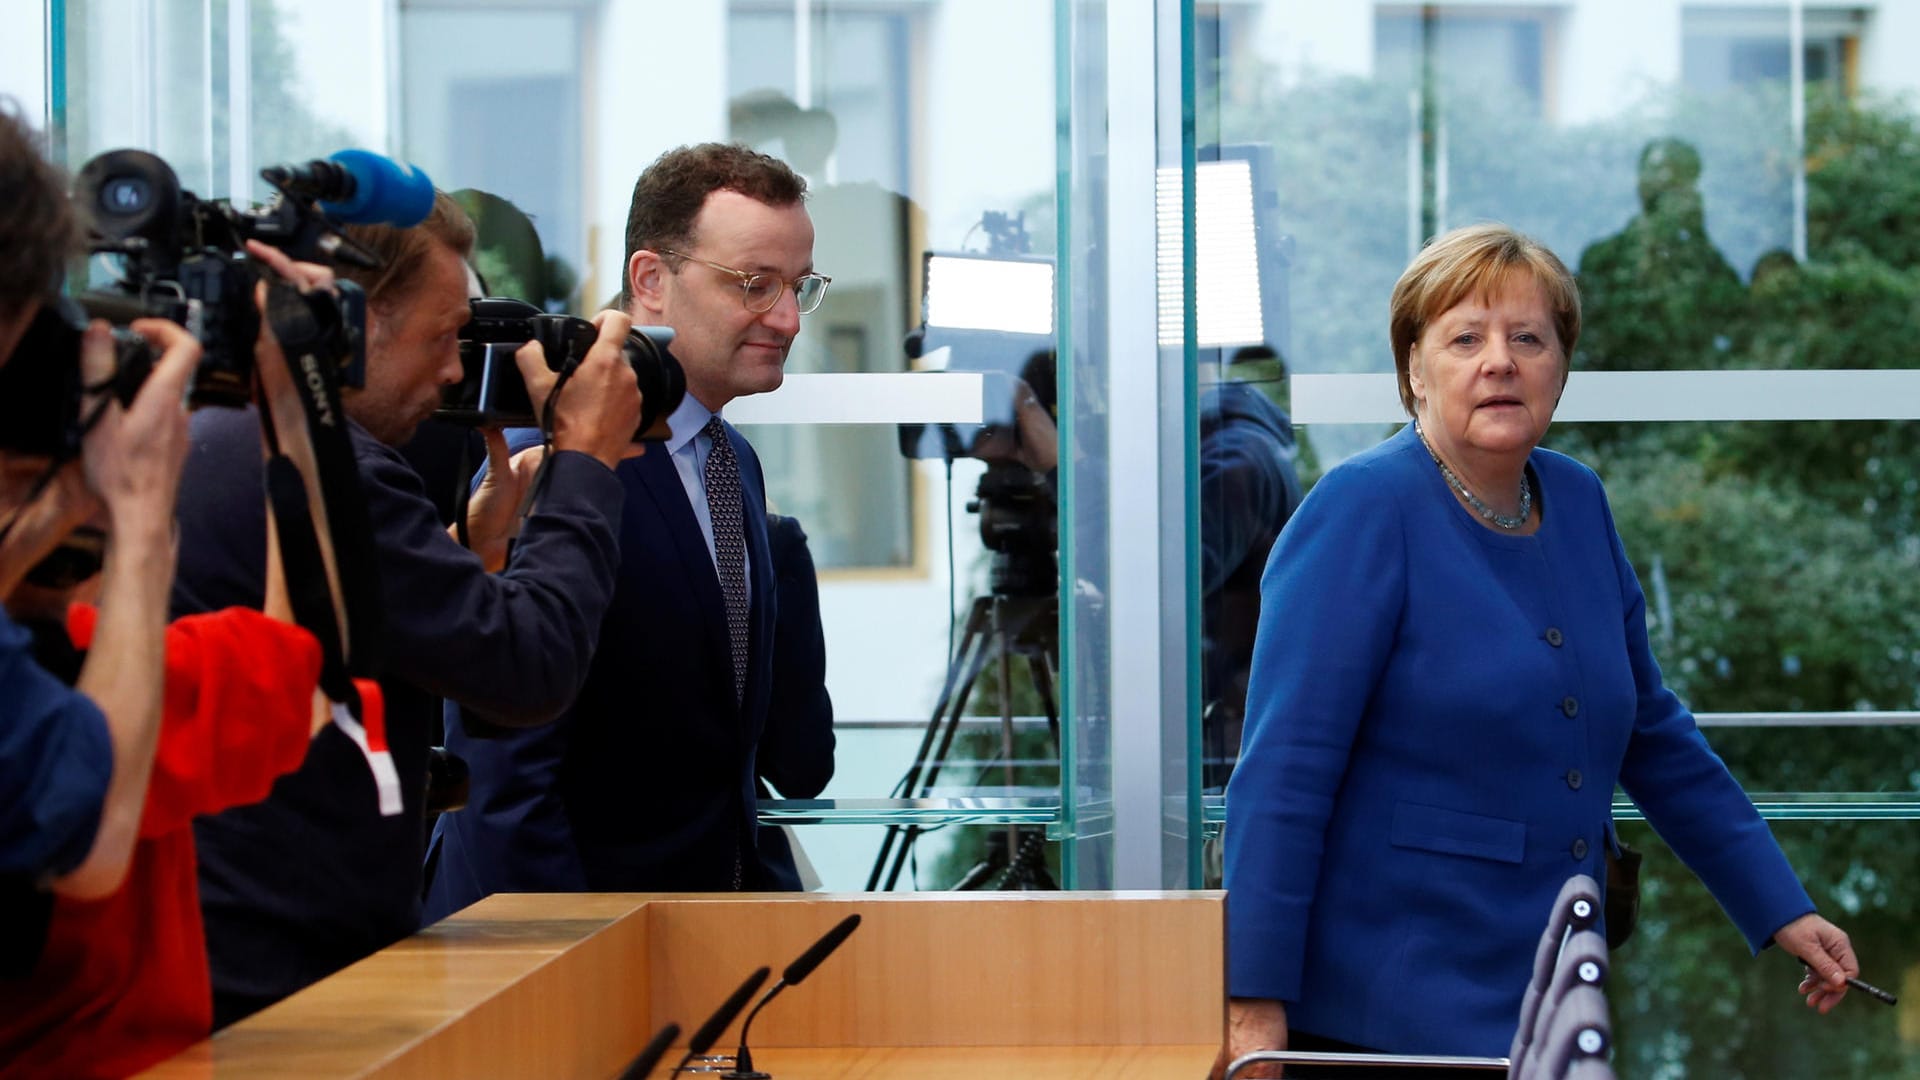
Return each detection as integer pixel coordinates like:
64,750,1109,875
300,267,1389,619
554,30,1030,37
1802,959,1899,1008
1844,975,1899,1007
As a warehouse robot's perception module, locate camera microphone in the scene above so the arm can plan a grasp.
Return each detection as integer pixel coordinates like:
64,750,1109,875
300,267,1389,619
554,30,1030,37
669,965,770,1079
615,1021,681,1079
263,150,436,227
722,914,863,1080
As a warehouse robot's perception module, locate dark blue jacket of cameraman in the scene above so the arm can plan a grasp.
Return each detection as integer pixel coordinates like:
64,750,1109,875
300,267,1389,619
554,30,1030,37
423,404,827,920
171,407,624,1027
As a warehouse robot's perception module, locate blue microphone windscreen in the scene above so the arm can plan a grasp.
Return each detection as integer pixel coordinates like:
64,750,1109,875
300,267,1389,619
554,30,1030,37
320,149,436,227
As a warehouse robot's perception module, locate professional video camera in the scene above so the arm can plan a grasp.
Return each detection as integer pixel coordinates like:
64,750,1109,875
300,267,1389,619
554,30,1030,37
68,148,417,409
898,213,1054,463
894,212,1060,597
0,148,427,460
436,296,685,442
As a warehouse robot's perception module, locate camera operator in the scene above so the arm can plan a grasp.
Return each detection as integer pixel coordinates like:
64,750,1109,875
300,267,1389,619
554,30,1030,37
0,105,199,905
425,143,834,917
0,240,395,1079
171,191,644,1026
975,366,1305,802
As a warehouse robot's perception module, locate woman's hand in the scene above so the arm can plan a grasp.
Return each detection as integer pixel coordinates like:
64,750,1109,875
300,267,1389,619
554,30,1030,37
81,318,199,543
1777,912,1857,1013
1212,997,1288,1079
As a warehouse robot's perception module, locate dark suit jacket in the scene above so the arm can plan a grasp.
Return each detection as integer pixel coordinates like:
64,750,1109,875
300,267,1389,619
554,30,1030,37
425,419,792,919
754,513,836,889
174,409,623,1023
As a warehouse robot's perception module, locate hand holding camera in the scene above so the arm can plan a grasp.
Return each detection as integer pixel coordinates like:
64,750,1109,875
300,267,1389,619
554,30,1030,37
78,317,199,550
521,308,647,470
437,296,683,457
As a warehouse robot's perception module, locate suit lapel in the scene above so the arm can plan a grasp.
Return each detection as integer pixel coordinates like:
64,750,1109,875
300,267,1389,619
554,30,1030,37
629,446,735,713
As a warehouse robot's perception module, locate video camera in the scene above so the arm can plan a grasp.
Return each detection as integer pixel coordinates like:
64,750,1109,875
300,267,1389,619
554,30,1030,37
73,148,394,406
437,296,686,442
0,148,426,458
897,216,1056,463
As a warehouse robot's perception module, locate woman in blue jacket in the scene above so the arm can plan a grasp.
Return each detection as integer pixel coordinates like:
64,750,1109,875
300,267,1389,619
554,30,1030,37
1221,223,1858,1074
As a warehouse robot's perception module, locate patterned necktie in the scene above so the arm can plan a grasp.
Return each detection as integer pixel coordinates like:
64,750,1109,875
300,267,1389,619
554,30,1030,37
703,415,749,705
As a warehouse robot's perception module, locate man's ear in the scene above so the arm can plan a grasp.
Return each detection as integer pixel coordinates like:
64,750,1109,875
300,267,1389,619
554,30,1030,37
628,250,668,315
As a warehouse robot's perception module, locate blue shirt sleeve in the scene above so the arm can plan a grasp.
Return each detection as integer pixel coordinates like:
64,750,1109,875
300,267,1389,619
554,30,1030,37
0,610,111,880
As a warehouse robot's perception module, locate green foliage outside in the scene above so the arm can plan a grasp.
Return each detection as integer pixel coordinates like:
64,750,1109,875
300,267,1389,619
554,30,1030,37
1211,62,1920,1077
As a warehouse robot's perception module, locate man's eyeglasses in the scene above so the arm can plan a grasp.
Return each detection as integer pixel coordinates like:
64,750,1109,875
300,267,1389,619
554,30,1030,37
661,250,832,315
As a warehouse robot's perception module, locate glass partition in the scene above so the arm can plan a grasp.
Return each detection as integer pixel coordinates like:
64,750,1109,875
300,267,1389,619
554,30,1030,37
30,0,1118,892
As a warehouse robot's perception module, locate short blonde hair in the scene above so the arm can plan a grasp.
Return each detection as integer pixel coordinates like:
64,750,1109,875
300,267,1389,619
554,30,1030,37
1389,223,1580,417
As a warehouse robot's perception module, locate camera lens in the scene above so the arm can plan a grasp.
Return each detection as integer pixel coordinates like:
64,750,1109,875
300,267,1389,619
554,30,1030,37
75,149,180,245
98,176,153,217
624,332,685,442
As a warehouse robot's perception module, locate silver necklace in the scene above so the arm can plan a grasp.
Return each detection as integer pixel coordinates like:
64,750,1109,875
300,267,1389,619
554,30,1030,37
1415,422,1531,530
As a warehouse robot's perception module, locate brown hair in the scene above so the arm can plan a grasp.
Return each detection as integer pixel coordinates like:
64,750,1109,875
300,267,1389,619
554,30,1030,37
619,143,807,307
1389,223,1581,417
336,190,476,310
0,104,79,321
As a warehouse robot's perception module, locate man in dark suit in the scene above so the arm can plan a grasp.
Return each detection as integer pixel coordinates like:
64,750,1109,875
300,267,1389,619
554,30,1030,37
425,144,834,915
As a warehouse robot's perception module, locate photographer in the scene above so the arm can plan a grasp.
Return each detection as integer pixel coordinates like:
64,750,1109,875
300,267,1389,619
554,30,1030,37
425,143,831,915
172,191,645,1025
0,244,384,1079
0,106,198,904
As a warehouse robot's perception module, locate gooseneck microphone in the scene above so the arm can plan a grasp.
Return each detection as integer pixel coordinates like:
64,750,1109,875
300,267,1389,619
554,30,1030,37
722,914,864,1080
616,1022,680,1080
669,966,771,1079
261,149,436,227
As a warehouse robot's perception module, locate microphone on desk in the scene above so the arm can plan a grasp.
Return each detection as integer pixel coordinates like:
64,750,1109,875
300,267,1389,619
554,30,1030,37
669,965,772,1079
723,913,864,1080
617,1022,680,1079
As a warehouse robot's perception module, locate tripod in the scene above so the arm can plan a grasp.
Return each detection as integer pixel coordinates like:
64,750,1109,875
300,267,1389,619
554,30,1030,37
867,586,1060,891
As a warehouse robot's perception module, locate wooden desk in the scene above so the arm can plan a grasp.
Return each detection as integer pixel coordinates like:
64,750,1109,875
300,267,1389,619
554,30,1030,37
142,892,1225,1078
675,1046,1221,1077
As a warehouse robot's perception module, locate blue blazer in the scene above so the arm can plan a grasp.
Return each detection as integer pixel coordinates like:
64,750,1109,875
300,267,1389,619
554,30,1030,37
1224,424,1813,1056
425,420,784,919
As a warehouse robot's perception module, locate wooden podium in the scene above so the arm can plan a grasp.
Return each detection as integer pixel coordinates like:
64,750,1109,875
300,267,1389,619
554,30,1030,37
141,891,1225,1078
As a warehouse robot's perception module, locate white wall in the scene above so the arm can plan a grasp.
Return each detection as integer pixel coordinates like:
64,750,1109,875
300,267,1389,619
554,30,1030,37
1559,0,1685,125
588,3,728,307
278,0,390,150
1252,1,1372,85
0,0,48,122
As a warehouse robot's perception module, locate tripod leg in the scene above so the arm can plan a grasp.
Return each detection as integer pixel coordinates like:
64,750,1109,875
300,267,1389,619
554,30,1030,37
897,596,992,797
995,596,1019,872
872,597,998,891
884,625,999,889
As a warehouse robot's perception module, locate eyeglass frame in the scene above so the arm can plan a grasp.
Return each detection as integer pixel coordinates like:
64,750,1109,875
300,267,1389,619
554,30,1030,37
658,249,832,315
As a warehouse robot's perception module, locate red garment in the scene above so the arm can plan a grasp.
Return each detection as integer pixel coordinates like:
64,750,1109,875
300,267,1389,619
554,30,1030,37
0,606,379,1080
